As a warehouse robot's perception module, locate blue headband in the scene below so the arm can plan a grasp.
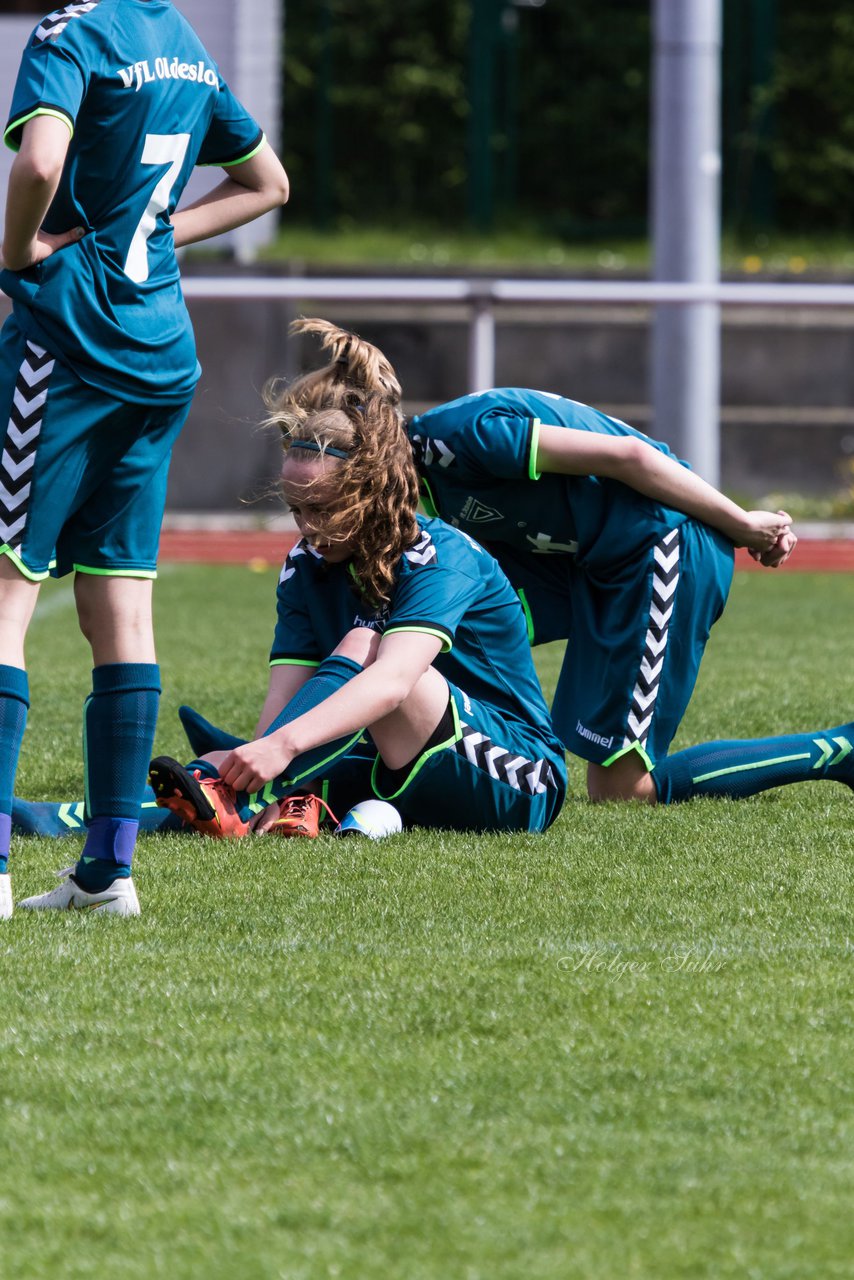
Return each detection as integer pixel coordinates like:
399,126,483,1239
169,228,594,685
290,439,350,460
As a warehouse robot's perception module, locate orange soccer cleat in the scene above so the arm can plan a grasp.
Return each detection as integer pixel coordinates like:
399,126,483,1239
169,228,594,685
148,756,249,839
267,793,339,838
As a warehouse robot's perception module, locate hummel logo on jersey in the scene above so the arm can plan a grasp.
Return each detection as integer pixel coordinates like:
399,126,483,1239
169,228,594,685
404,530,438,566
461,496,503,524
353,610,389,633
456,723,560,794
36,2,98,43
118,57,219,92
279,540,323,583
409,433,455,469
623,528,681,750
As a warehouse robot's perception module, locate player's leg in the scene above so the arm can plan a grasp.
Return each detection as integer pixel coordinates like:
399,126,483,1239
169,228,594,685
553,522,734,803
11,794,182,837
651,722,854,802
587,752,657,802
0,325,64,915
153,629,457,837
178,704,246,756
250,742,378,836
580,519,854,804
255,627,447,806
71,573,161,885
366,667,449,771
18,389,190,912
372,681,567,833
18,574,161,914
150,628,378,835
0,562,40,916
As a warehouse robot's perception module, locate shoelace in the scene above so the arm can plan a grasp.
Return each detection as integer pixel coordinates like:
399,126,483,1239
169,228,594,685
199,774,240,810
277,793,340,830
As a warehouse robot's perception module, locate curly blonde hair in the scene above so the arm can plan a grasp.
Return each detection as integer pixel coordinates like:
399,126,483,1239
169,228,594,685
274,315,404,417
271,391,420,607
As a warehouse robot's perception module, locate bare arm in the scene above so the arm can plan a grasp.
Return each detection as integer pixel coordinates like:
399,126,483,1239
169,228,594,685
253,662,313,737
219,631,443,793
1,115,83,270
535,424,796,563
170,143,289,249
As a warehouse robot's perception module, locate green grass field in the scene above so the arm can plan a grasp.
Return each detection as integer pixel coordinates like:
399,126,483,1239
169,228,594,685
3,566,853,1279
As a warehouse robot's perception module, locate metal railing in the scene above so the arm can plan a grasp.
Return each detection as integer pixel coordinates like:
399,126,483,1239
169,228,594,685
181,273,854,396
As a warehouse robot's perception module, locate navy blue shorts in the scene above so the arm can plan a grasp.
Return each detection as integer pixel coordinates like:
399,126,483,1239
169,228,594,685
0,318,191,580
371,681,566,833
496,521,734,769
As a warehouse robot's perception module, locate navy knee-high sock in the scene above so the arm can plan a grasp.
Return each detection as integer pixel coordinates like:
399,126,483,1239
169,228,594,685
239,654,365,817
653,721,854,803
178,704,246,756
0,665,29,874
77,663,161,890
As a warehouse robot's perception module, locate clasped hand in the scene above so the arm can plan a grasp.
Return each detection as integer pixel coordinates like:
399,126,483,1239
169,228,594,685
739,509,798,568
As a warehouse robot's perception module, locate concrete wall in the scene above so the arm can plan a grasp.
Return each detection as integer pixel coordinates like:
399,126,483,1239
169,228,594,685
0,16,40,205
176,0,282,259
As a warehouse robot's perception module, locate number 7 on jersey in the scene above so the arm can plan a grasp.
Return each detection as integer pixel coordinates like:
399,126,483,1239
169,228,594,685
124,133,190,284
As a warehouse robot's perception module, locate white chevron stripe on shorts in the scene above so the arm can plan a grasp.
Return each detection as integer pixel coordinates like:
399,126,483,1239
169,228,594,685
623,527,681,750
0,342,54,550
456,721,559,794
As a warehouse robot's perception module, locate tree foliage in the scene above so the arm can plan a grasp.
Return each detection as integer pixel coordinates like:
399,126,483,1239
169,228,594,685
768,6,854,230
282,0,854,236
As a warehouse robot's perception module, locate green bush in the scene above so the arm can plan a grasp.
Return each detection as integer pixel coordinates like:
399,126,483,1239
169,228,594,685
282,0,854,237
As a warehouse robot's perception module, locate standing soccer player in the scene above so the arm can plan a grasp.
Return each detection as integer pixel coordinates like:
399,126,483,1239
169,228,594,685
0,0,289,917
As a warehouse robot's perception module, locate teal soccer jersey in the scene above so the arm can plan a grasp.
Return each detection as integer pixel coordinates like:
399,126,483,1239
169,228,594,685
271,515,560,746
407,390,735,769
408,388,690,570
270,516,567,831
1,0,263,404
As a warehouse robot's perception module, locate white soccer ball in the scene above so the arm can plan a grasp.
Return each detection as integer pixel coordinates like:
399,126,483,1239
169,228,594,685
334,799,403,839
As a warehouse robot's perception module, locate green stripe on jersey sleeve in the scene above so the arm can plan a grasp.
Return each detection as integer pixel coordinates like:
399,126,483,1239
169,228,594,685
528,419,542,480
199,133,267,169
4,107,74,152
383,624,452,653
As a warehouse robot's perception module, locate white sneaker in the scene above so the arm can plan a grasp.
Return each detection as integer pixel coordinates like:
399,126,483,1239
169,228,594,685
0,873,11,920
17,867,140,916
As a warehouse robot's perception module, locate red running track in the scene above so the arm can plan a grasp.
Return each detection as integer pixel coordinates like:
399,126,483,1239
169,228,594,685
158,530,854,572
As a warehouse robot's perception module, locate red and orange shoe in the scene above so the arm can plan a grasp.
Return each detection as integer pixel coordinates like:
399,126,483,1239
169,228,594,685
267,793,339,838
148,756,249,839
